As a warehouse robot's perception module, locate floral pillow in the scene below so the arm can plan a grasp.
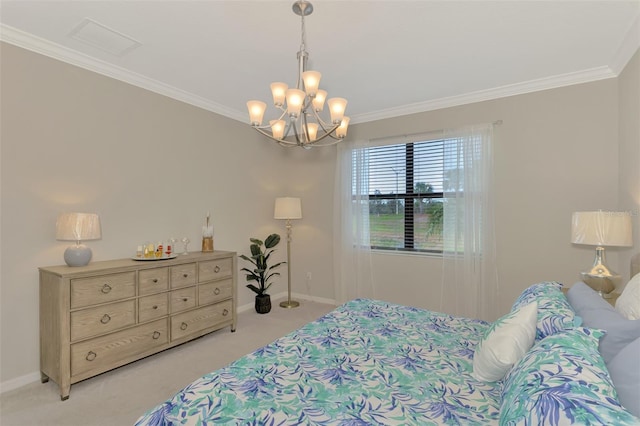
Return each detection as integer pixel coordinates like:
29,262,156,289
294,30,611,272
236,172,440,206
500,327,639,425
511,281,577,340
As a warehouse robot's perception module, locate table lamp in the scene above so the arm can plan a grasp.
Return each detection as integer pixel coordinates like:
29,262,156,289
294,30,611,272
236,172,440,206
571,210,632,297
56,212,102,267
274,197,302,308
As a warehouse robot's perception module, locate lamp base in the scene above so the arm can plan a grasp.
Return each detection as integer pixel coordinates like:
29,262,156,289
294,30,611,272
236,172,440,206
580,246,620,297
279,300,300,309
64,244,92,267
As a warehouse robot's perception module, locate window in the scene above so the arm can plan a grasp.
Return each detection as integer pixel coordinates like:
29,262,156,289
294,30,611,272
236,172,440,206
353,138,444,253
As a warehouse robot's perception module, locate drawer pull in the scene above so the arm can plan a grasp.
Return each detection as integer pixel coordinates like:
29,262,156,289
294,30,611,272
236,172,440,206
152,331,161,340
182,297,188,302
180,322,188,330
86,351,97,361
214,287,220,295
152,305,158,310
152,279,158,283
214,265,221,273
222,309,229,316
101,284,112,294
183,273,188,278
100,314,111,324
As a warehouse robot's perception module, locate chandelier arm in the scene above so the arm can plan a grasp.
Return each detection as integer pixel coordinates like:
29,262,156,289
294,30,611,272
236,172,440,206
290,120,304,146
251,127,299,147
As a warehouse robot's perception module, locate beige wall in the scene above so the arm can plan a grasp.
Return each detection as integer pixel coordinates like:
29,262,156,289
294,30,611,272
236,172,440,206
349,77,622,316
0,43,335,386
1,41,637,389
618,48,640,280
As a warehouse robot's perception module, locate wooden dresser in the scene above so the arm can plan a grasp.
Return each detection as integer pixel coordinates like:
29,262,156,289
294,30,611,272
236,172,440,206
39,251,236,400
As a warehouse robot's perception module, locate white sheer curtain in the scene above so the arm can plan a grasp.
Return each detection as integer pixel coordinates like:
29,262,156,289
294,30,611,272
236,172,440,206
333,140,375,304
440,124,499,321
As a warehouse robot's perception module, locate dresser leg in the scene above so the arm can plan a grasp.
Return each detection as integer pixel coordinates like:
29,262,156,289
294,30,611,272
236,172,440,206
40,372,49,383
60,383,70,401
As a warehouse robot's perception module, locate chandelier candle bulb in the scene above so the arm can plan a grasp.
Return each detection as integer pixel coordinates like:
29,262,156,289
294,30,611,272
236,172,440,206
304,123,319,141
270,82,288,107
313,89,327,112
270,120,286,140
286,89,305,117
302,70,321,96
328,97,347,123
336,117,350,138
247,100,266,126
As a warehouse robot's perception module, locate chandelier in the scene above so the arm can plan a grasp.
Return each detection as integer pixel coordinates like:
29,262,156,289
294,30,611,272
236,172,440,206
247,1,349,148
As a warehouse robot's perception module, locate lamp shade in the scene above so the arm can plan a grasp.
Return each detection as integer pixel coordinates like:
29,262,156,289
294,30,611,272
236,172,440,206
571,211,632,247
56,213,102,242
274,197,302,220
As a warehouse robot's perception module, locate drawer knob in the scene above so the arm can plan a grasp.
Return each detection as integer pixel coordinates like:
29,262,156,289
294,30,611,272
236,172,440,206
152,279,158,283
180,322,188,330
152,331,161,340
86,351,97,361
214,288,220,295
183,273,188,278
182,297,188,302
152,305,158,310
101,284,112,294
222,309,229,316
100,314,111,324
214,265,221,273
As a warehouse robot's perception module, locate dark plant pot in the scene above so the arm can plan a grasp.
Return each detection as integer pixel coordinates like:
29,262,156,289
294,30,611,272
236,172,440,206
255,294,271,314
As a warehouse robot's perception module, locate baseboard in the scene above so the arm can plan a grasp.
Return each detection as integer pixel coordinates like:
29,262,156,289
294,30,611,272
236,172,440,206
0,371,41,394
3,292,336,394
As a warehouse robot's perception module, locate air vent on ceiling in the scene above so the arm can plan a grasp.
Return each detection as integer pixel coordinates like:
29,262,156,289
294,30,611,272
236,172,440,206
68,18,141,57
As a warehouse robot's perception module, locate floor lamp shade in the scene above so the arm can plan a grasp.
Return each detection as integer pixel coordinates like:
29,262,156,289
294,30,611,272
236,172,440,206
274,197,302,220
274,197,302,309
571,211,632,296
56,212,102,267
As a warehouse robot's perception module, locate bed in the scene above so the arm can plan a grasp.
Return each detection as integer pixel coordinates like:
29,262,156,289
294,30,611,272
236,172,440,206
136,276,640,425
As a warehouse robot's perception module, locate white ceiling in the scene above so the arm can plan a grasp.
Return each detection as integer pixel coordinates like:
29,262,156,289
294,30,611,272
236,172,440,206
1,1,639,125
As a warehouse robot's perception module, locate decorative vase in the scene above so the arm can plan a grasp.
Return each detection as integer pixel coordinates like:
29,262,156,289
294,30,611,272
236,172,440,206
255,294,271,314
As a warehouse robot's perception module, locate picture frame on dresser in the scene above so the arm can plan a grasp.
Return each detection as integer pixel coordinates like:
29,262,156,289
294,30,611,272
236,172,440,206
39,251,237,400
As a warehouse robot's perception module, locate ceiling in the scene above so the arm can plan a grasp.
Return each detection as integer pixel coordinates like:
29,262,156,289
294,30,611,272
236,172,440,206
1,1,639,125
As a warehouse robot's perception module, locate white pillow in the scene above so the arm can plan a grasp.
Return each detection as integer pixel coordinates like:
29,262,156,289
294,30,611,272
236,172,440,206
472,301,538,382
616,272,640,320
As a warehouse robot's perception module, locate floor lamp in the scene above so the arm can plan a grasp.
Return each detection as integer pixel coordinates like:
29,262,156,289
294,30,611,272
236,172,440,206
274,197,302,308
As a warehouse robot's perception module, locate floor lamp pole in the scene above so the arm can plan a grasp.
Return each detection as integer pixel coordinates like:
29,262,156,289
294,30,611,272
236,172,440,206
280,219,299,308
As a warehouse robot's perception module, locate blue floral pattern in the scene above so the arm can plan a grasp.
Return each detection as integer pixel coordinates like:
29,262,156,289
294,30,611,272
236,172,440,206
511,281,577,340
136,299,500,425
500,327,639,425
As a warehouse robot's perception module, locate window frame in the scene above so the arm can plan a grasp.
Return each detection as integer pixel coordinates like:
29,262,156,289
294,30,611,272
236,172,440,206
356,140,444,254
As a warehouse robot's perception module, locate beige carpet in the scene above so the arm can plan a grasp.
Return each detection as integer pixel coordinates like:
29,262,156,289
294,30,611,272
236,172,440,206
0,299,335,426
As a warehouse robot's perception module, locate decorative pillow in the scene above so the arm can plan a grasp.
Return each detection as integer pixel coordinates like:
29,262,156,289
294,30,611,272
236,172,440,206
567,282,640,364
608,337,640,418
511,281,577,340
472,302,537,382
616,273,640,320
500,327,639,425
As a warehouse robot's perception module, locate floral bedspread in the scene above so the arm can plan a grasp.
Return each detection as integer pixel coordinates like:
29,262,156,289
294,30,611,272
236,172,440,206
135,299,500,425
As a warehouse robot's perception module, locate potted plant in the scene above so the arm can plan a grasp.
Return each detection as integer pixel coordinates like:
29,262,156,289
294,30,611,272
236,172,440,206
239,233,284,314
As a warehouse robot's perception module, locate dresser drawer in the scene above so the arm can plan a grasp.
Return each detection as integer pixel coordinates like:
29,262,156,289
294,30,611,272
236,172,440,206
170,264,196,288
71,319,168,377
70,300,136,342
198,278,233,306
70,272,136,308
139,293,169,322
170,287,196,313
171,300,232,341
199,258,233,282
139,268,169,295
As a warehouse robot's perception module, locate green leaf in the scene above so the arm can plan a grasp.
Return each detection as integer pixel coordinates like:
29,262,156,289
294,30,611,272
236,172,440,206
245,284,261,294
249,238,263,246
264,233,281,249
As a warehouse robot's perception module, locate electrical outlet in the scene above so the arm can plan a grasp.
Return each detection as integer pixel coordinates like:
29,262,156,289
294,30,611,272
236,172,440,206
306,272,312,281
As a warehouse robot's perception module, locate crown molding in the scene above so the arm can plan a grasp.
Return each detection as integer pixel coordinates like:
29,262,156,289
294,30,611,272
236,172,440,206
0,24,247,123
350,66,617,124
609,15,640,75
